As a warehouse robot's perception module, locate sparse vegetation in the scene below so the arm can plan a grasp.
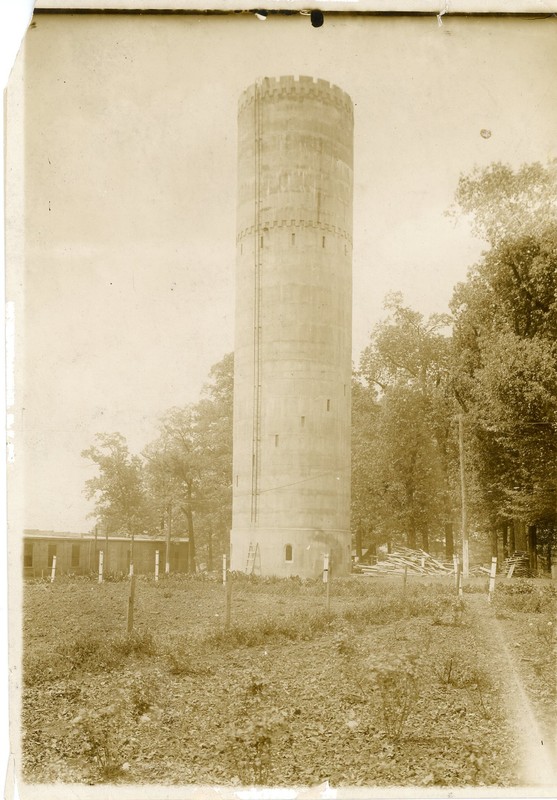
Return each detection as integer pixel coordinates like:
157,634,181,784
21,573,557,787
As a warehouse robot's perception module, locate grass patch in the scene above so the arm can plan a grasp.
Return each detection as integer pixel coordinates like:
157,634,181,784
494,579,557,614
24,629,157,686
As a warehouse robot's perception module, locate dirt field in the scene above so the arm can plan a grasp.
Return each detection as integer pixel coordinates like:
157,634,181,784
20,573,557,788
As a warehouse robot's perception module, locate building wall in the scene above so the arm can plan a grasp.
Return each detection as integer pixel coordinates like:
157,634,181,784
230,76,354,578
23,535,189,578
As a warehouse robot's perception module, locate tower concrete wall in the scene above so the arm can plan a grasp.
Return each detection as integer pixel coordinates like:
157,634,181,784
230,76,353,578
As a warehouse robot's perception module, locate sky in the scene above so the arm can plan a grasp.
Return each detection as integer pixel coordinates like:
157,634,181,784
12,13,557,532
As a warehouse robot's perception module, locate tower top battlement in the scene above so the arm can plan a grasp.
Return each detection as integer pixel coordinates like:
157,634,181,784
238,75,353,117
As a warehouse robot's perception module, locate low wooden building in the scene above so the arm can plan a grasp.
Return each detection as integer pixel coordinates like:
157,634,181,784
23,530,189,578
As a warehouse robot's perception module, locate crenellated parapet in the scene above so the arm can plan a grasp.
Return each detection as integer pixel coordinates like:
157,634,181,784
238,75,353,117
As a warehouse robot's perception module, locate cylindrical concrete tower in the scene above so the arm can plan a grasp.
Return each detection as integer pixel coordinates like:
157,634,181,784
230,76,353,578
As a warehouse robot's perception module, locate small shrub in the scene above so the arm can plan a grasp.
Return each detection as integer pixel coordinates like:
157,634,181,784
429,595,465,626
165,636,213,676
72,704,130,781
222,675,289,785
531,618,555,646
129,673,158,718
367,650,420,741
115,630,157,658
435,656,493,719
61,632,123,673
224,706,288,785
23,649,70,686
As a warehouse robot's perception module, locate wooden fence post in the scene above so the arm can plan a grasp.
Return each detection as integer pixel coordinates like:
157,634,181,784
456,558,463,597
155,550,160,582
98,550,104,584
488,556,497,602
127,574,136,634
50,555,57,584
323,553,331,613
225,575,232,630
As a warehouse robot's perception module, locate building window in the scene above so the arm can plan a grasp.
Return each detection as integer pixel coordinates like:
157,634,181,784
291,233,295,245
260,235,264,248
48,544,57,568
285,544,293,562
71,544,80,567
275,434,279,447
236,474,239,487
24,542,33,568
301,416,305,428
322,236,326,248
326,399,331,411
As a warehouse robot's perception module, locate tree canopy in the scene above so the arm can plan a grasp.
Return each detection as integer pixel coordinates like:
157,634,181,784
82,353,233,571
81,160,557,572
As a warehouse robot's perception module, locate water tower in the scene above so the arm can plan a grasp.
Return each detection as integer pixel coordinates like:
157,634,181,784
230,76,353,578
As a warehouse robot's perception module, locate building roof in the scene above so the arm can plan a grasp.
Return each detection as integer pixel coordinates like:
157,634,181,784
23,529,189,543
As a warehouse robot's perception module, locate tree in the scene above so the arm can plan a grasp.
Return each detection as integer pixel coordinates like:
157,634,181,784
450,160,557,565
450,160,557,247
351,376,380,558
145,405,200,571
142,353,234,572
193,353,233,569
81,432,149,538
353,295,457,554
470,333,557,525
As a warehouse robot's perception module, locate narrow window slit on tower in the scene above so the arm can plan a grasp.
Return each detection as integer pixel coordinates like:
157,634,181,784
327,399,331,411
285,544,293,562
275,434,279,447
260,235,264,248
301,416,305,427
322,236,326,248
236,474,239,487
291,232,295,245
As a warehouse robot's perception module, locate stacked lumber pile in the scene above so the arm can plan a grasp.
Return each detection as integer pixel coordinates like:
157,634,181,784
503,551,531,578
470,564,492,576
358,546,454,576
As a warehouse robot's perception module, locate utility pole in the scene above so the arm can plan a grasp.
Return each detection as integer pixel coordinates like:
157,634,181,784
458,413,469,579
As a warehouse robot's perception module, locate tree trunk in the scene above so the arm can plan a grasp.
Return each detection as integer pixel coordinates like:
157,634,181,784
527,525,537,571
165,502,172,574
502,522,509,559
509,521,516,554
208,529,213,572
355,526,363,560
444,523,454,560
490,528,498,559
421,529,429,553
186,514,196,572
407,518,417,549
